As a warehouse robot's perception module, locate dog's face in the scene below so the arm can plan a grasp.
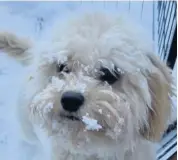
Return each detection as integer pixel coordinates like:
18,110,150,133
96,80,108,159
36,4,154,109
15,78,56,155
1,13,173,157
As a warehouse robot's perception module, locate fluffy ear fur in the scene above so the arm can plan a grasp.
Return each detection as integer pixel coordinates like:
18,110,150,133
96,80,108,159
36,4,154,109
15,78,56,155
0,32,32,65
141,53,174,141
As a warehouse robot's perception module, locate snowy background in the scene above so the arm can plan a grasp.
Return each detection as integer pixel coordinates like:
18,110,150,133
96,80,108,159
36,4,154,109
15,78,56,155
0,1,176,160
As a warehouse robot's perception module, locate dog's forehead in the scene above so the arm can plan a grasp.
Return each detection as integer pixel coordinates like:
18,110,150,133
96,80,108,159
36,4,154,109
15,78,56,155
51,43,110,66
38,12,154,72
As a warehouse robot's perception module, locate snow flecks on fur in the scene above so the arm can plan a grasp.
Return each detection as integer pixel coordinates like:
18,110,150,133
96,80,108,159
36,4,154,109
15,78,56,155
82,116,102,131
31,86,53,105
75,83,86,94
98,109,103,114
43,102,53,114
51,76,65,92
105,115,125,139
116,67,124,74
37,48,68,67
56,52,68,64
64,72,88,93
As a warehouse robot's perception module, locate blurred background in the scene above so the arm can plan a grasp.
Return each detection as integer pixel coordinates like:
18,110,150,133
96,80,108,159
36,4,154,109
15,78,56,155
0,1,177,160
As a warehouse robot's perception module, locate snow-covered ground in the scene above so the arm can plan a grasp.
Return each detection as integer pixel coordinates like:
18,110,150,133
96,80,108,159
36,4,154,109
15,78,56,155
0,2,176,160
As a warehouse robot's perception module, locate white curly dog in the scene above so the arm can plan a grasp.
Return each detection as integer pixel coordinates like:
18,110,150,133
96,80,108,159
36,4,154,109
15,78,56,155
0,11,174,160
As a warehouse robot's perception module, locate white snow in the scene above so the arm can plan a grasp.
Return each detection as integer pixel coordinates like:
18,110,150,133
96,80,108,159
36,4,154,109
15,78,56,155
82,116,102,131
51,76,65,88
98,109,103,114
75,83,87,94
44,102,53,113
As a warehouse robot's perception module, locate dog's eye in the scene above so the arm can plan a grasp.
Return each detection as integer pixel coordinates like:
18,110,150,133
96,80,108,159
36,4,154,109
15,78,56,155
56,64,70,73
99,67,121,84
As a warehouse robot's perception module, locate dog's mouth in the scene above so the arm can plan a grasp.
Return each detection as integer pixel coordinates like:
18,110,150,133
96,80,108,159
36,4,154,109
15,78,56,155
60,114,80,121
65,115,80,121
59,113,105,132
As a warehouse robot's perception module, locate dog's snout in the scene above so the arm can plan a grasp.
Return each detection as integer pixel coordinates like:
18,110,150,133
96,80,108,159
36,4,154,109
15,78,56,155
61,91,84,112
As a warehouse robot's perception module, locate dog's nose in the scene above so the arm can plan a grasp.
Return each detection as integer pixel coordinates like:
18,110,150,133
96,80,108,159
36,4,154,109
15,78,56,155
61,91,84,112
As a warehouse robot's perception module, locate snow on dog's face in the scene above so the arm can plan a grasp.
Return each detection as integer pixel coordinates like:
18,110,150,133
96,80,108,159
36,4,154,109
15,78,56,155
1,12,173,157
29,48,130,145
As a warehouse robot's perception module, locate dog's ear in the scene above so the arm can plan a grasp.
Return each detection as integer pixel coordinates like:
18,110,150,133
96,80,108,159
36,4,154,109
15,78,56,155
141,53,174,141
0,32,32,65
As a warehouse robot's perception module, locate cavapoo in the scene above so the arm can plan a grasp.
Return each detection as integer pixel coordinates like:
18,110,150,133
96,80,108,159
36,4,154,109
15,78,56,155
0,11,174,160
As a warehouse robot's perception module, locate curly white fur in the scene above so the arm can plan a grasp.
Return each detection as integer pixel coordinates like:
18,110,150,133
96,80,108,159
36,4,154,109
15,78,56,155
0,11,173,160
